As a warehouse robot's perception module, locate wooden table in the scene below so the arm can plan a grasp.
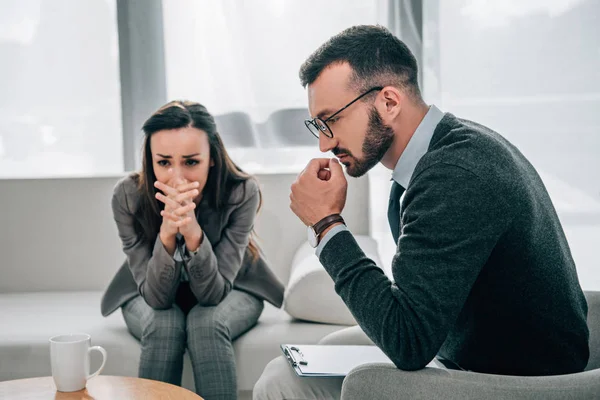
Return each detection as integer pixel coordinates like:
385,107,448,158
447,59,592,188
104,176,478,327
0,375,203,399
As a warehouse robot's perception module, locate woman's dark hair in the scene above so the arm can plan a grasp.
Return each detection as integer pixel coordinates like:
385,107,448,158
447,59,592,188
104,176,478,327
299,25,421,99
133,100,262,261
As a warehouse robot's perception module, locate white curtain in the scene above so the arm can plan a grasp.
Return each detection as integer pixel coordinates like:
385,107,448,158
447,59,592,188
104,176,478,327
163,0,382,123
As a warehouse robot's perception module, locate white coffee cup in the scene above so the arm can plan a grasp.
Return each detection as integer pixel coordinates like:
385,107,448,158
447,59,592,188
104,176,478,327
49,333,107,392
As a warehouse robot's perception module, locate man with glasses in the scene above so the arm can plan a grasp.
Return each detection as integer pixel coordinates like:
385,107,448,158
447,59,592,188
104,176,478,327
254,25,589,399
303,85,385,177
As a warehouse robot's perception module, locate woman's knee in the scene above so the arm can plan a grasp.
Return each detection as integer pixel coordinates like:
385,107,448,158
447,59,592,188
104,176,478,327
186,291,264,344
140,305,187,342
186,306,229,340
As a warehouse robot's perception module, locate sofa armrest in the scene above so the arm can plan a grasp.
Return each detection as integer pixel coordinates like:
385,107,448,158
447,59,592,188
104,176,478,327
341,363,600,400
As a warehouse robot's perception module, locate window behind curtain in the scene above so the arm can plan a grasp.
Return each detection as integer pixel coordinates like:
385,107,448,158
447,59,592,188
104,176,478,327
423,0,600,288
0,0,122,178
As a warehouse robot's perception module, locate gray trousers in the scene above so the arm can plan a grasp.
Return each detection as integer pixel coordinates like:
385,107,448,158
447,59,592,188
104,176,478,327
253,326,448,400
122,289,263,400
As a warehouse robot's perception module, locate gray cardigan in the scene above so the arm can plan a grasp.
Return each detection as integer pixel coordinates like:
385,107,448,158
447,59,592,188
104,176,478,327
319,113,589,376
101,174,284,316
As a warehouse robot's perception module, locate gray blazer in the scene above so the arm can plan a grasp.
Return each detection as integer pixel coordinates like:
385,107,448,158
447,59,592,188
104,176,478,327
101,174,284,316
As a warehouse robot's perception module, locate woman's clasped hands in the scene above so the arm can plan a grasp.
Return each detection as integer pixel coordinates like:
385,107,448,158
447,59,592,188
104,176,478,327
155,173,203,253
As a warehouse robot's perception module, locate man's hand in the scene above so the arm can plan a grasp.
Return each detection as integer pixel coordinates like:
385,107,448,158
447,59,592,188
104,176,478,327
290,158,347,226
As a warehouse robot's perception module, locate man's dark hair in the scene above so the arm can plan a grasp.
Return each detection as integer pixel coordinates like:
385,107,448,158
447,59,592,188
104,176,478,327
299,25,421,99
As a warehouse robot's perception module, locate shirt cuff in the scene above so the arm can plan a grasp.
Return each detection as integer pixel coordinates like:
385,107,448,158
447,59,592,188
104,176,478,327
315,224,348,258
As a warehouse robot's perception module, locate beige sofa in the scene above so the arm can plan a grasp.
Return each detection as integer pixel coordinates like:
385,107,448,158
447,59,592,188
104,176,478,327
0,172,371,399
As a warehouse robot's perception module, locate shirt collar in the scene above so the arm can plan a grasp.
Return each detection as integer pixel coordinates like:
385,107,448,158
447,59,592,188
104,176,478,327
392,105,444,188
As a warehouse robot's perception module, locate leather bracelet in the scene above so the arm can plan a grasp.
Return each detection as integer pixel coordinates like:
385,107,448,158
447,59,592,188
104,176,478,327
312,214,345,237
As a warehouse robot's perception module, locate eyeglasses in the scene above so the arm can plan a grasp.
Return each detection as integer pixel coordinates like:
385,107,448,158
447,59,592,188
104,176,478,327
304,86,384,139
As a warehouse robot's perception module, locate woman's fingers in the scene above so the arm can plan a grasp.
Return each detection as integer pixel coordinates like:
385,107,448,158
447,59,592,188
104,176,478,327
160,209,192,224
154,180,178,197
176,181,199,193
157,192,198,226
175,189,199,204
160,202,195,221
174,216,193,227
155,192,182,210
172,202,196,216
160,209,178,222
161,211,192,226
155,180,200,204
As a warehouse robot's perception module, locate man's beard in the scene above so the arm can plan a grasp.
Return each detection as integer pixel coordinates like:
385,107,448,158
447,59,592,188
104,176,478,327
340,107,395,177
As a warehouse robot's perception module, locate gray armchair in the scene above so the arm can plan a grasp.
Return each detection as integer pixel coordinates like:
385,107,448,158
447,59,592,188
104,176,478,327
341,291,600,400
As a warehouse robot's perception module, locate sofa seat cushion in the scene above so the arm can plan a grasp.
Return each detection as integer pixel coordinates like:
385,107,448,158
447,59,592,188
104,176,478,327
0,291,345,392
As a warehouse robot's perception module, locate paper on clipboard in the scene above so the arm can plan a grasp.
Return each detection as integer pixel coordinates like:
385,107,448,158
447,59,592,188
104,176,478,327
280,344,393,377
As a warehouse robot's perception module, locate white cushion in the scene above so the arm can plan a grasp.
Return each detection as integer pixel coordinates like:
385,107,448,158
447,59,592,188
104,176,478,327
283,235,384,325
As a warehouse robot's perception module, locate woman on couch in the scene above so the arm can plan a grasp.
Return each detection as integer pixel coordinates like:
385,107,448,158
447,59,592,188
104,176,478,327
100,100,284,400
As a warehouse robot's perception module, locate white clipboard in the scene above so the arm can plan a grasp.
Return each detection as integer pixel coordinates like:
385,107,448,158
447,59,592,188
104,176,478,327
281,344,393,377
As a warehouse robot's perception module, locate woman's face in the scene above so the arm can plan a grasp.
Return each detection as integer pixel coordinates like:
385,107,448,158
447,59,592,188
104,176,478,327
150,127,213,203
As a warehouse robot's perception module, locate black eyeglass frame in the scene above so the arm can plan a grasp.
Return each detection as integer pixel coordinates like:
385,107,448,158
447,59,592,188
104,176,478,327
304,86,384,139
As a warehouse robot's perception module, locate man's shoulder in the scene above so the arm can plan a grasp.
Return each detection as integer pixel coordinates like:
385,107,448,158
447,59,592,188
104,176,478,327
407,114,531,213
417,114,519,179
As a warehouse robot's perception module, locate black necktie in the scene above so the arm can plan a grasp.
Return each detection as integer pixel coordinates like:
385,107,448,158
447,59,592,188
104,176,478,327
387,181,405,244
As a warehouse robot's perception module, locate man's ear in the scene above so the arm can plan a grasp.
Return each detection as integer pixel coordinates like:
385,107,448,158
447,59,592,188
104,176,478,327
377,86,403,122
